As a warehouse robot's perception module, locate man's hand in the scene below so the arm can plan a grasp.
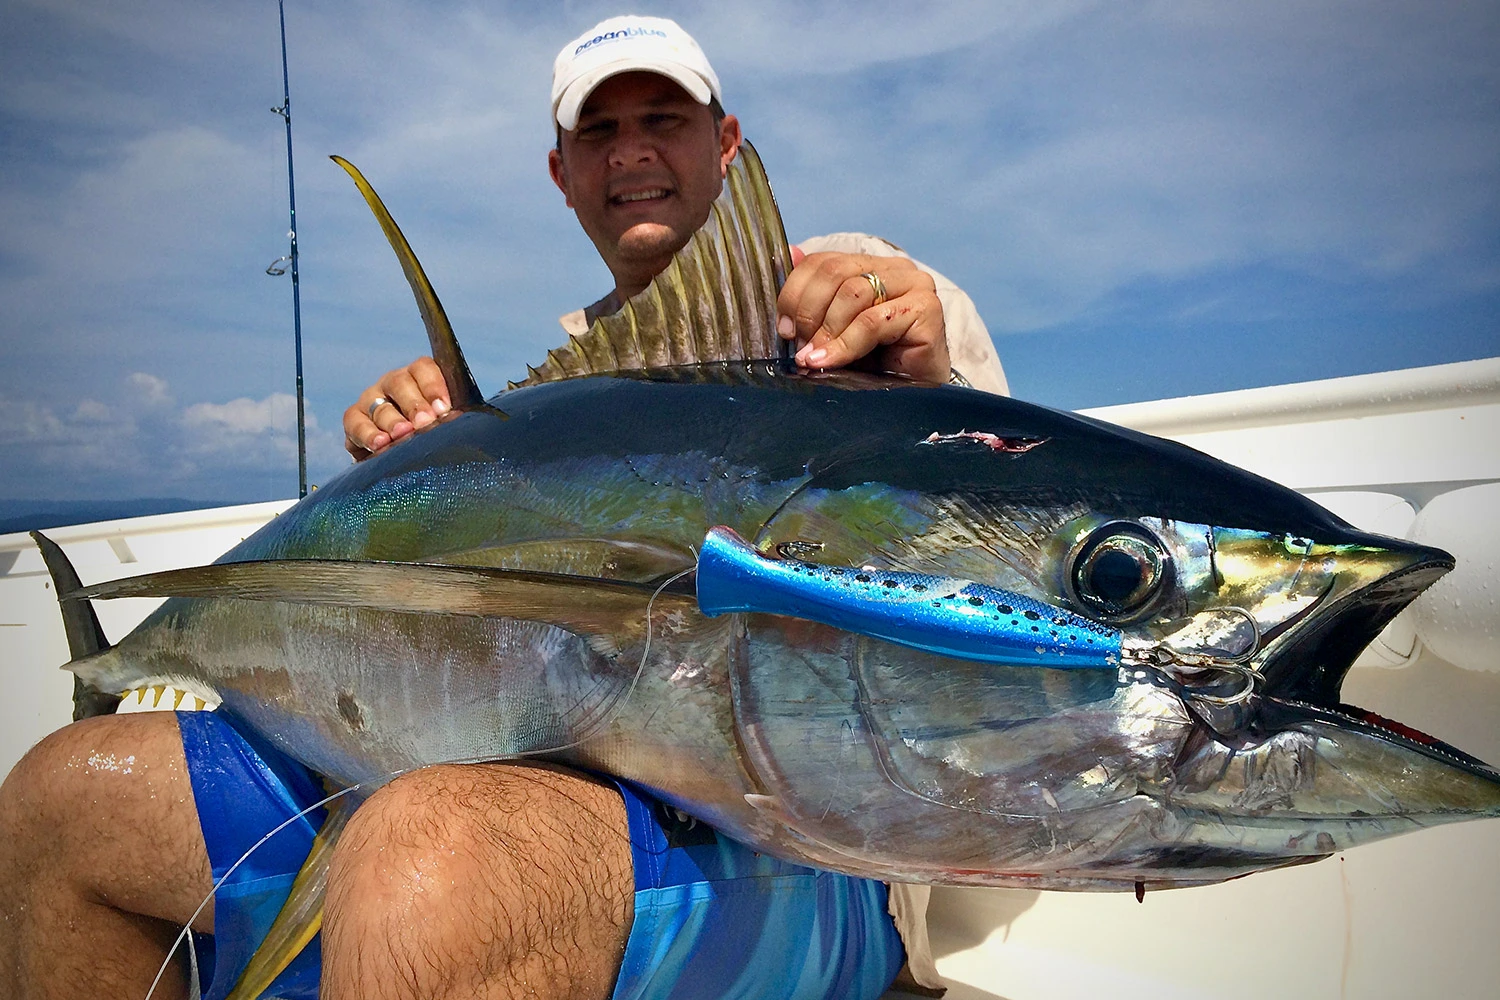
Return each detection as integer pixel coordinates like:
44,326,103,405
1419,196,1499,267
343,357,451,460
776,249,951,384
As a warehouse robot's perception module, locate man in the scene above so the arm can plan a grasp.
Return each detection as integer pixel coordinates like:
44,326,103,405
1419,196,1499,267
342,19,1006,457
0,16,1006,1000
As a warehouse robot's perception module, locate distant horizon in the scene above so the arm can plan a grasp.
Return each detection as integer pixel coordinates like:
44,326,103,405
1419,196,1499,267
0,496,252,535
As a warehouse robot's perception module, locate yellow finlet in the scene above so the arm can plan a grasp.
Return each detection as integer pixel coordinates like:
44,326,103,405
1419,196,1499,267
223,793,356,1000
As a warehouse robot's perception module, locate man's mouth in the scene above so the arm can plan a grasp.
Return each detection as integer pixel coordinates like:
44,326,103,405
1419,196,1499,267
611,188,672,205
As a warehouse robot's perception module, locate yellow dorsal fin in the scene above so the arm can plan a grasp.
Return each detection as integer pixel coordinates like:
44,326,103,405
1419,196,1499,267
331,155,487,409
512,140,793,387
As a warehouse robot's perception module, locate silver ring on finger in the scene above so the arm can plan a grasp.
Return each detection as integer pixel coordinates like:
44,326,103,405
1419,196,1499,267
858,271,888,307
368,396,391,421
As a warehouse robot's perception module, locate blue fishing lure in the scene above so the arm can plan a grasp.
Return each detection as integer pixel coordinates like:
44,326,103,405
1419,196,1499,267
696,527,1121,668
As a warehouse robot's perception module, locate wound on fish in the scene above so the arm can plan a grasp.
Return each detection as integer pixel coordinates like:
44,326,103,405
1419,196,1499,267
919,430,1049,453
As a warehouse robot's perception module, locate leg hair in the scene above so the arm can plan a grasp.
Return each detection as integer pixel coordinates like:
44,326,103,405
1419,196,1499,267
0,712,214,1000
322,762,633,1000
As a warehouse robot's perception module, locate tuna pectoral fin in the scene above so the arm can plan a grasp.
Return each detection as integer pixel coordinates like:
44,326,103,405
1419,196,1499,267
224,793,355,1000
73,559,696,642
29,531,121,720
329,155,489,412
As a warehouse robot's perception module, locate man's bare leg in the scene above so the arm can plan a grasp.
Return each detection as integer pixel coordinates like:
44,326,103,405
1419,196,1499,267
323,762,633,1000
0,713,214,1000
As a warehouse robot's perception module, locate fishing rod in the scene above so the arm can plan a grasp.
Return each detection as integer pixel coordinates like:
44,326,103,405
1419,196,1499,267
267,0,307,497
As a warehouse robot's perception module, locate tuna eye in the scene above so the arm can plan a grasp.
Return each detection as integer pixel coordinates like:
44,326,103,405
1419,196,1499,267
1069,524,1172,622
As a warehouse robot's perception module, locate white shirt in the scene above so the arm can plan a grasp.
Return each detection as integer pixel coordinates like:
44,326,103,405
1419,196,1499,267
557,231,1010,400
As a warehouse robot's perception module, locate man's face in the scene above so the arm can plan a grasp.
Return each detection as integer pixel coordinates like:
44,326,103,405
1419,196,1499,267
549,72,741,291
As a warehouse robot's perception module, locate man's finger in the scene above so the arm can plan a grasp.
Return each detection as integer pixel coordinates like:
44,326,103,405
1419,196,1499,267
343,404,391,461
795,286,952,385
779,253,928,345
815,272,891,349
342,356,450,462
798,298,918,371
404,356,452,414
778,253,872,343
871,306,951,384
378,368,437,431
778,245,809,339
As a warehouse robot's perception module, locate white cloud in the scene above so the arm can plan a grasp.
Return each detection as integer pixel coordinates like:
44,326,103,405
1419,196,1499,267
0,375,344,500
71,399,111,424
742,0,1500,331
182,393,304,436
127,372,172,407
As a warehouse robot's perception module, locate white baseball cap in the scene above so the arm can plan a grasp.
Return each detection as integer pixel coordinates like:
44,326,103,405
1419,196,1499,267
552,15,722,131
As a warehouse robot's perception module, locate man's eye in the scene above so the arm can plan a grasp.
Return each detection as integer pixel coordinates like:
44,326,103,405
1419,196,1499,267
577,122,614,140
644,114,683,129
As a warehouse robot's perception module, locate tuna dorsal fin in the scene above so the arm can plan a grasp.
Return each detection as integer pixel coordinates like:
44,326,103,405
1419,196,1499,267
29,531,121,720
72,559,696,643
331,155,487,409
513,139,793,387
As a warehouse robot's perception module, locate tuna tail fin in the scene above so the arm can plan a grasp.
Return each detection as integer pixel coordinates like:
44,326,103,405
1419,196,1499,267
224,791,356,1000
29,531,121,720
330,154,488,410
513,139,794,387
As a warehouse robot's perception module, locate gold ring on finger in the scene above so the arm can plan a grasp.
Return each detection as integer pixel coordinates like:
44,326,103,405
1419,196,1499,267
368,396,391,421
858,271,888,307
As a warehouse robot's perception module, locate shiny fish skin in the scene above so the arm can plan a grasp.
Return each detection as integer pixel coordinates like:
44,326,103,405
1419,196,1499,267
72,365,1500,890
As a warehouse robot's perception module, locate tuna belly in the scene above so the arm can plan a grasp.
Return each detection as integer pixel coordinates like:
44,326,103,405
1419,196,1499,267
115,598,641,787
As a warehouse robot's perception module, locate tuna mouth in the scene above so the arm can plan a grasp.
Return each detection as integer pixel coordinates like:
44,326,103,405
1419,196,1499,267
1257,547,1451,706
1250,540,1500,783
1257,696,1500,785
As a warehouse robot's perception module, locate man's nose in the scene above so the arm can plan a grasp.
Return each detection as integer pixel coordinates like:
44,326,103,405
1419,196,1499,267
607,124,658,168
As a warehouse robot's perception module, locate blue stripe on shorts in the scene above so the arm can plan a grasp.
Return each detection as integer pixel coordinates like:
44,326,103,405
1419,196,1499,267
178,710,324,999
610,780,905,1000
178,711,904,1000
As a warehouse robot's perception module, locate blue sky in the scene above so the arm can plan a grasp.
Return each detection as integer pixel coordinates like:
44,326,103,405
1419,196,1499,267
1,0,1496,506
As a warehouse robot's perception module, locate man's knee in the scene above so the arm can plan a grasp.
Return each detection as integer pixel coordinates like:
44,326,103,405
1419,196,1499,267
323,763,633,998
0,711,211,929
329,762,633,919
1,712,190,849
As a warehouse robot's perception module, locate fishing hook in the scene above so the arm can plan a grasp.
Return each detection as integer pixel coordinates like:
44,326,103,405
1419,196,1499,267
1209,606,1262,663
1122,607,1265,709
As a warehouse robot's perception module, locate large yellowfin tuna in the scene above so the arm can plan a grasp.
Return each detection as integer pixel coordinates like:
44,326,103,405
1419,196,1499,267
37,143,1500,994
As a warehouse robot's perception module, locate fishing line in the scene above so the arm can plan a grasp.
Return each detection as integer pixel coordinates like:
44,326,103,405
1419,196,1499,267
144,566,692,999
144,781,366,1000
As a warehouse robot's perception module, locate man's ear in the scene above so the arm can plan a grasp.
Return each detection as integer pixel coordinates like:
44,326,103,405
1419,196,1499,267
547,148,573,206
718,114,743,176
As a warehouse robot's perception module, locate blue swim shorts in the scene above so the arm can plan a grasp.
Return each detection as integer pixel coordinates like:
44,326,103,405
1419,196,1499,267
177,711,906,999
